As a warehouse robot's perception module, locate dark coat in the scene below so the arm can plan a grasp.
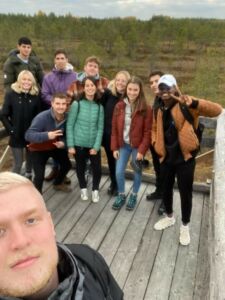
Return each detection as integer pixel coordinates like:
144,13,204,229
25,108,67,144
1,89,41,147
111,99,152,155
101,88,122,136
3,50,44,90
0,243,123,300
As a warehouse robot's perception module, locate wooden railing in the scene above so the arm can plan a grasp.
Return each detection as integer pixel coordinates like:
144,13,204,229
208,110,225,300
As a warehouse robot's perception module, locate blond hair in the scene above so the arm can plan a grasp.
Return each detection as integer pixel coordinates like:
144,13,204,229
109,70,131,96
0,171,32,192
11,70,39,95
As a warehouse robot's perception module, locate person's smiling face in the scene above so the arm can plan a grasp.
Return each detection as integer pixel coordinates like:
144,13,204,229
126,82,140,103
84,78,97,100
158,84,177,108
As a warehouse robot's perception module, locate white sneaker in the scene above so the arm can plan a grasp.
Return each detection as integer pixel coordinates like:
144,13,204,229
92,190,99,203
81,188,88,201
154,216,176,230
179,224,190,246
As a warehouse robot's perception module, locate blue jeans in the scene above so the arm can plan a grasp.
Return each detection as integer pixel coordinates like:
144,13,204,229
116,143,142,194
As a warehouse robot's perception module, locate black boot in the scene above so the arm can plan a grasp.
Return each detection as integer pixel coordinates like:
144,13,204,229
107,182,118,196
146,189,162,201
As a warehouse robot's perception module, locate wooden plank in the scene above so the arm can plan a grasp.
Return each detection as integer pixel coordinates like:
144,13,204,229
122,191,162,300
169,192,204,299
62,177,112,244
45,172,77,213
55,175,108,242
98,180,136,265
144,191,181,300
50,180,81,225
42,166,74,198
109,183,152,288
83,183,157,250
193,194,210,300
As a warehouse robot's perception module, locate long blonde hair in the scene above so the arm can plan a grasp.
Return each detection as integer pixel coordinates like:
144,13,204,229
11,70,39,95
108,70,131,96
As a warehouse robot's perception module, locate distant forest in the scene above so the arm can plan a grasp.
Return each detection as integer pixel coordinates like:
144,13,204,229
0,13,225,104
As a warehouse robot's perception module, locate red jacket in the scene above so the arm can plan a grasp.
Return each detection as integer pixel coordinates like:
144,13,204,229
111,100,152,155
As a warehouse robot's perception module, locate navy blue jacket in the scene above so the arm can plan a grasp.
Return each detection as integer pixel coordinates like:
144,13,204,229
25,108,67,144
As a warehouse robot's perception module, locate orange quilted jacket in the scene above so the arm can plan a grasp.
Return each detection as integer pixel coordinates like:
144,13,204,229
152,98,223,162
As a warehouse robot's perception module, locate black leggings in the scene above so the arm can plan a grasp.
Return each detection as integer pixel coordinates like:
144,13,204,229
102,133,117,187
160,158,196,224
75,146,101,190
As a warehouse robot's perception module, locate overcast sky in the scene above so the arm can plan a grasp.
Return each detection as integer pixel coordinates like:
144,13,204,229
0,0,224,20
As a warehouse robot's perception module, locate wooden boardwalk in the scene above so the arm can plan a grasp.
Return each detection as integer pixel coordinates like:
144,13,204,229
43,170,209,300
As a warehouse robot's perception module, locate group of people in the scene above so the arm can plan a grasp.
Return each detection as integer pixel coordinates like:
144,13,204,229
1,36,154,209
0,35,223,299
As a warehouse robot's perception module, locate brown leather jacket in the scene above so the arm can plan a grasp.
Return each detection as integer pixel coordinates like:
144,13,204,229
152,97,223,162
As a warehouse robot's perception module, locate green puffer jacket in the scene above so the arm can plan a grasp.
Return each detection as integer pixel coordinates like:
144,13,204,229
3,51,44,90
66,99,104,151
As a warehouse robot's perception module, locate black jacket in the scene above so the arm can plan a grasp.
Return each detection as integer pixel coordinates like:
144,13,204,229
101,88,122,136
3,50,44,90
0,243,123,300
1,89,41,147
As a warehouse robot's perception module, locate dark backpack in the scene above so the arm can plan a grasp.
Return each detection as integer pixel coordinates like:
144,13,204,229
179,103,205,154
66,244,123,300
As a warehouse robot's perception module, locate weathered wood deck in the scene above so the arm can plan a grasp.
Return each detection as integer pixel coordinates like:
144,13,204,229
43,169,209,300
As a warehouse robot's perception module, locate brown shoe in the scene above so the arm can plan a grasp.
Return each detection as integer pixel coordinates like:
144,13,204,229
64,176,71,184
45,168,59,181
53,183,72,193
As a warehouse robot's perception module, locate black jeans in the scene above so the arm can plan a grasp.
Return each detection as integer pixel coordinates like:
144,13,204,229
160,158,196,224
31,149,71,193
149,145,163,193
75,146,101,190
102,133,117,187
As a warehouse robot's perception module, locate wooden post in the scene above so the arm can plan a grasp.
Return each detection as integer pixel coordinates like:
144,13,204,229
209,110,225,299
